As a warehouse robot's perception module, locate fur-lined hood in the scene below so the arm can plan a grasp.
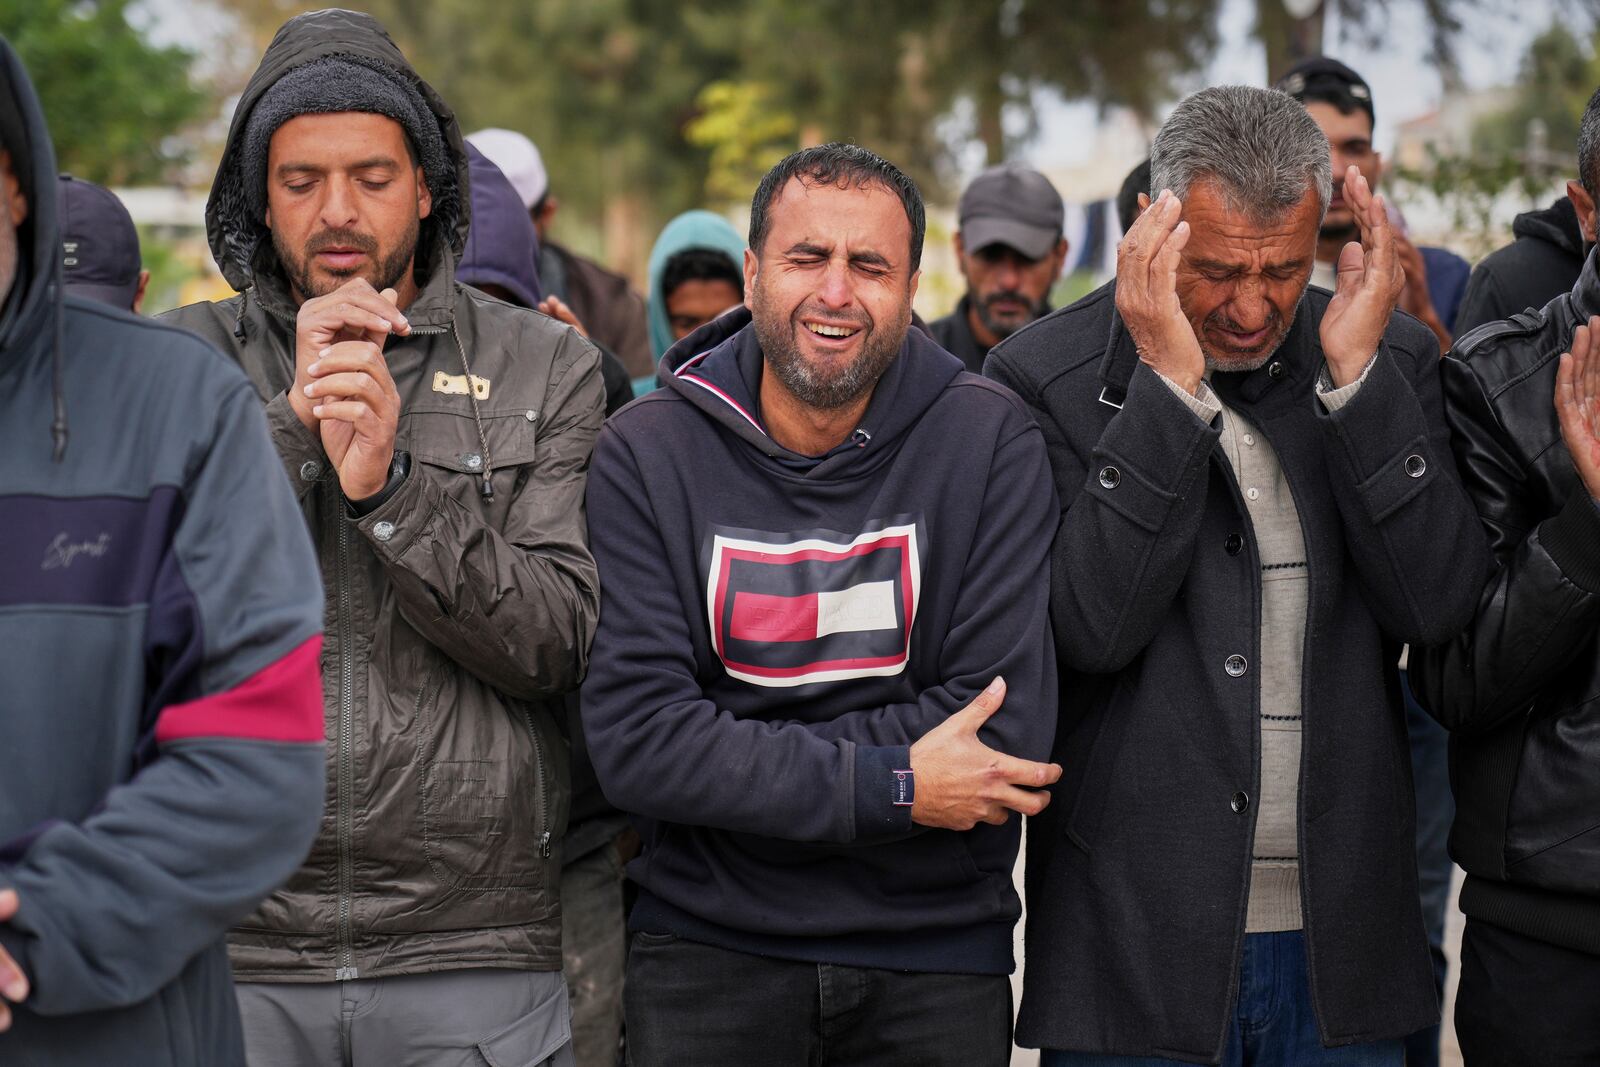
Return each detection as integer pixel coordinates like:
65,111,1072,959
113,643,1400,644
205,8,469,298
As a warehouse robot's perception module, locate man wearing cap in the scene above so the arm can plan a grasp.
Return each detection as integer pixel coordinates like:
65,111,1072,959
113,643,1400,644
931,163,1068,374
161,10,601,1064
1278,57,1469,355
468,127,652,380
57,175,149,312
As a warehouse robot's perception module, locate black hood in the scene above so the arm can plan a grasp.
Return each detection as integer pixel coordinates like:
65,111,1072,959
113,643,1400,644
205,9,469,306
0,34,60,362
0,33,69,460
1512,196,1587,259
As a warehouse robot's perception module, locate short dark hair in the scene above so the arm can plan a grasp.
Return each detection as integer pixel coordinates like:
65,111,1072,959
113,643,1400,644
662,246,743,302
1580,85,1600,200
748,143,925,271
1117,158,1151,234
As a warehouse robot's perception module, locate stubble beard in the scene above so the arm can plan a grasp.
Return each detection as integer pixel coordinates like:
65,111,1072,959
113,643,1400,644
752,282,909,412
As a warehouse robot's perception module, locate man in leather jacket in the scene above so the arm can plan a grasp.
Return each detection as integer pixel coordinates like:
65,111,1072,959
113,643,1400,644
1411,86,1600,1067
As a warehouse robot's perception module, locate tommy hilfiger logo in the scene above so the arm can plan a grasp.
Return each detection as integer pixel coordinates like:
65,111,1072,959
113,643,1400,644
41,531,111,570
705,519,923,688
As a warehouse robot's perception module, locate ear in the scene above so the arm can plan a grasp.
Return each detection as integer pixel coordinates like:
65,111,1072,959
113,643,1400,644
1049,237,1070,281
0,151,28,226
416,166,432,220
132,270,151,315
1136,192,1151,219
742,246,759,310
953,231,965,258
1568,180,1597,244
908,267,921,305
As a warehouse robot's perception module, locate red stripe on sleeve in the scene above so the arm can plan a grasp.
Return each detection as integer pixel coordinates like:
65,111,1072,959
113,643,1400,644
155,635,325,744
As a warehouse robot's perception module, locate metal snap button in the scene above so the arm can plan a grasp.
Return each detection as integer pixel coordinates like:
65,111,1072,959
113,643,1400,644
1225,654,1248,677
1225,533,1244,556
1404,454,1427,478
1098,466,1121,489
464,453,483,471
299,460,322,482
525,410,537,422
1267,362,1284,379
1231,791,1251,814
373,521,395,542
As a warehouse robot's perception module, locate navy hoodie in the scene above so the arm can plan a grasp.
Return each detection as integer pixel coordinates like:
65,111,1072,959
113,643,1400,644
581,308,1058,974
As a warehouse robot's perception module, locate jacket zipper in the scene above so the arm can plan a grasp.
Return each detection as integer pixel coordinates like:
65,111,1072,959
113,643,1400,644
522,708,552,859
334,497,358,981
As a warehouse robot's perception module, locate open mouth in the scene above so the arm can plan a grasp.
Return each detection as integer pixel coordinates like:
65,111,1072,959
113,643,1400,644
804,321,862,342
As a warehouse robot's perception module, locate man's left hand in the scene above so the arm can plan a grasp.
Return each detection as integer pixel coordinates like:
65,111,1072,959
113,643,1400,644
302,292,403,502
1320,165,1405,387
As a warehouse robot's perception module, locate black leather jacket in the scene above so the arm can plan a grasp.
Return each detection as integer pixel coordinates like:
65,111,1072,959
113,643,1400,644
1412,250,1600,955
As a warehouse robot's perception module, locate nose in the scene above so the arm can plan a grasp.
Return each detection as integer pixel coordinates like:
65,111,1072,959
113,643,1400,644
319,175,360,229
816,258,853,310
1226,282,1269,330
994,258,1022,290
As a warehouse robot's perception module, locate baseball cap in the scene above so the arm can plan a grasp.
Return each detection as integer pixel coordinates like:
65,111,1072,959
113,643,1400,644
958,163,1064,260
57,175,141,309
1275,57,1374,129
465,128,549,211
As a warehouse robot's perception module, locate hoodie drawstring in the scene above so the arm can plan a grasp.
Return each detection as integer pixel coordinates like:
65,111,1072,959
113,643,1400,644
49,283,68,462
450,324,495,501
233,290,250,341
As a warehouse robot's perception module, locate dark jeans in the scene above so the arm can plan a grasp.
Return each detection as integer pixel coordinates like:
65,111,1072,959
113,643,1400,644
561,836,629,1067
1040,931,1402,1067
1456,918,1600,1066
1400,670,1454,1067
623,933,1012,1066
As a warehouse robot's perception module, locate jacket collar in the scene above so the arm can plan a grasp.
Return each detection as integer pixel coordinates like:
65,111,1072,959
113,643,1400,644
1097,281,1320,412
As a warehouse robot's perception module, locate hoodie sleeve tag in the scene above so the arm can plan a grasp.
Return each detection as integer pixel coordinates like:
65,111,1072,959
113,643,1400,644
892,769,915,807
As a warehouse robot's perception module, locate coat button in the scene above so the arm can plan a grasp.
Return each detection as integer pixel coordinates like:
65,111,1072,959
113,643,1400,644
1225,533,1244,555
525,409,537,422
1267,361,1284,379
1404,454,1427,478
1231,791,1250,814
299,460,322,482
464,453,484,471
1225,654,1248,677
373,521,395,542
1098,465,1121,489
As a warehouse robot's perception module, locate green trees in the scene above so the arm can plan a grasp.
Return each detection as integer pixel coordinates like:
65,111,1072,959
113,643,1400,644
1,0,206,184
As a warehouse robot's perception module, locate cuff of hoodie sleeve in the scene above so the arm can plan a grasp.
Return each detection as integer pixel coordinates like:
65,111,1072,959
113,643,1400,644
266,391,326,489
1316,352,1378,412
853,744,915,840
1539,486,1600,595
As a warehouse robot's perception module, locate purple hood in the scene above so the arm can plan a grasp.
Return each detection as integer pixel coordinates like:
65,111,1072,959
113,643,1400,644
458,142,542,307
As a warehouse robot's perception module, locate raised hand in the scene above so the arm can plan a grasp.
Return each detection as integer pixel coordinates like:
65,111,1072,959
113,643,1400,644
294,278,406,501
1320,165,1405,385
1556,316,1600,504
1116,189,1205,396
908,677,1062,831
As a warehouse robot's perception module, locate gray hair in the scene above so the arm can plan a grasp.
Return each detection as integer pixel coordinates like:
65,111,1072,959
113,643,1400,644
1578,85,1600,199
1150,85,1332,225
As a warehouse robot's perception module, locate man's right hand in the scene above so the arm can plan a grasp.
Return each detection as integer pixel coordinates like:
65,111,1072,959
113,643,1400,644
1556,315,1600,504
290,278,411,432
908,677,1062,830
1115,189,1205,396
0,889,30,1032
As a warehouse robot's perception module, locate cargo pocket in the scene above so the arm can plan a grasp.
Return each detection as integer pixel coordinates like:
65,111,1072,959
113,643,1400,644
475,978,574,1067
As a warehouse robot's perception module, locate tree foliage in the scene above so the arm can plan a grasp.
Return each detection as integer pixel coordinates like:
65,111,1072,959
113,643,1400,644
1,0,207,184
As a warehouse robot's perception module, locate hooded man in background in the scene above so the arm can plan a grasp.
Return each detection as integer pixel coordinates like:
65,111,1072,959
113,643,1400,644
0,33,325,1067
161,10,602,1065
646,209,746,368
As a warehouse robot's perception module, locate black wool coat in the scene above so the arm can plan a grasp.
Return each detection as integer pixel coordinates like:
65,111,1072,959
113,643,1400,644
985,282,1490,1064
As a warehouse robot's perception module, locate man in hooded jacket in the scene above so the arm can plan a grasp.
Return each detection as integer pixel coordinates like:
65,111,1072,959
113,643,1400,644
0,33,326,1067
161,10,601,1065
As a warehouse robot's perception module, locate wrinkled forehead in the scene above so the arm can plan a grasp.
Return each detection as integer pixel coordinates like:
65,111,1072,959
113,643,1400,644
764,177,911,256
267,111,413,168
1179,181,1320,269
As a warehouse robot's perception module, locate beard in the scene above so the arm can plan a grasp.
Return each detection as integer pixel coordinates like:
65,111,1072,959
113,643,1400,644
752,286,909,412
274,219,419,300
1199,301,1297,374
975,288,1048,340
0,190,17,310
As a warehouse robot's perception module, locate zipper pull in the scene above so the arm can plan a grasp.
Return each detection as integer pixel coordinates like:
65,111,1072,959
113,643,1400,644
539,831,552,858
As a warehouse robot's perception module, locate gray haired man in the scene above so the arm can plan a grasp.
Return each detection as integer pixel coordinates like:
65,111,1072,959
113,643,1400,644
985,85,1489,1066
